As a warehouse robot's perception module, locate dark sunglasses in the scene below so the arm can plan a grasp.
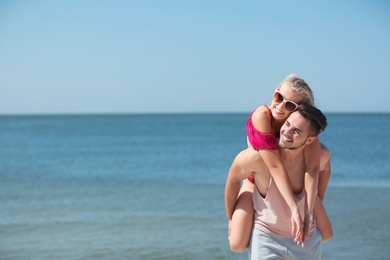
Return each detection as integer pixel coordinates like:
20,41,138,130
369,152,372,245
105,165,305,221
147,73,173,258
273,91,299,112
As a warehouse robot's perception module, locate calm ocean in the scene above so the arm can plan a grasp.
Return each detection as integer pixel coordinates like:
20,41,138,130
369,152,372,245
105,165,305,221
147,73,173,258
0,113,389,260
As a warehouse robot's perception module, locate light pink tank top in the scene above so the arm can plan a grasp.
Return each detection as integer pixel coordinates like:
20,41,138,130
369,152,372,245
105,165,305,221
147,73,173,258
253,177,316,238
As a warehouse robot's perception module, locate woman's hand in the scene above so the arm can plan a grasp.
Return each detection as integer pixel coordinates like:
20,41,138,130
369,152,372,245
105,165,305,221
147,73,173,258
291,207,304,246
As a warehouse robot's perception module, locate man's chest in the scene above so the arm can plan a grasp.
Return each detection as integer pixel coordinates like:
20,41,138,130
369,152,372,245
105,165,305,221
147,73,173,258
284,158,306,194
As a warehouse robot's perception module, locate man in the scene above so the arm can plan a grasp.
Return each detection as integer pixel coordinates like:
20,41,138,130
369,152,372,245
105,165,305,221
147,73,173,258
225,102,328,259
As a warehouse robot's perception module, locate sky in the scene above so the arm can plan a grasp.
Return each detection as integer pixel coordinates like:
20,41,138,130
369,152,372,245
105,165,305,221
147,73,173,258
0,0,389,115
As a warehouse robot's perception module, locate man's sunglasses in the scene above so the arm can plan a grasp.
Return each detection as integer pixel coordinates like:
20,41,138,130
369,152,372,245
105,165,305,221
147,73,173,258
273,90,299,112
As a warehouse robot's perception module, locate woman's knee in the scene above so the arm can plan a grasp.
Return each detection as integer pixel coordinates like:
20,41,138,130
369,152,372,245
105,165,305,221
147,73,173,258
229,237,248,252
229,189,253,252
321,227,333,243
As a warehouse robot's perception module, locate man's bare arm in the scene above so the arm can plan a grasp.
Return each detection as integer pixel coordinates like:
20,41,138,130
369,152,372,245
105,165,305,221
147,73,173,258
225,148,259,220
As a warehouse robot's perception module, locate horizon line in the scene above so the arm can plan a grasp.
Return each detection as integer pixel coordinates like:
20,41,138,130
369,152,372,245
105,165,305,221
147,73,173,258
1,111,389,117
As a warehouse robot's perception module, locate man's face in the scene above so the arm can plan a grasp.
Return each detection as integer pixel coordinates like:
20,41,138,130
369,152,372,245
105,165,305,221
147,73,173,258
279,111,311,150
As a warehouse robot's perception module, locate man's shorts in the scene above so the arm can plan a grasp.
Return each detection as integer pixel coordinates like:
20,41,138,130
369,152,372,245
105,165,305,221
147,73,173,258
248,228,322,260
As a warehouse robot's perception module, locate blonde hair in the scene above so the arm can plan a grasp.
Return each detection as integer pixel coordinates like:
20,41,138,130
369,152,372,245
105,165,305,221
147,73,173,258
278,74,314,105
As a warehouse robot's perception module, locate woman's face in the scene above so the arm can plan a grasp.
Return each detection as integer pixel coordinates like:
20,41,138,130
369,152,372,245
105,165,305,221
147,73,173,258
271,82,303,121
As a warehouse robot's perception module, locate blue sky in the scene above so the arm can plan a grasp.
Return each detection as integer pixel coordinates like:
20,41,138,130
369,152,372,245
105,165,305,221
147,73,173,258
0,0,389,114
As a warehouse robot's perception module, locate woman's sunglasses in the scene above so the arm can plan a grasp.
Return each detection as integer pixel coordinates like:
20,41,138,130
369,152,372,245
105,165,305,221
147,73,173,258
273,90,299,112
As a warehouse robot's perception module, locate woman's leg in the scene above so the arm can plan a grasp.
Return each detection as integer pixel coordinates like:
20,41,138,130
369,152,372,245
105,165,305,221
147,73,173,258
229,179,255,252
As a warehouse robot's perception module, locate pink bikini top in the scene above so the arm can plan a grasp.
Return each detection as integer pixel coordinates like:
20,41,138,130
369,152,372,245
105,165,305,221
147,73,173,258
246,105,278,151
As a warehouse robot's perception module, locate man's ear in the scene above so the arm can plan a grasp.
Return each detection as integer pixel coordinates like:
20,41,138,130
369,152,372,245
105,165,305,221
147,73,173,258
305,136,316,146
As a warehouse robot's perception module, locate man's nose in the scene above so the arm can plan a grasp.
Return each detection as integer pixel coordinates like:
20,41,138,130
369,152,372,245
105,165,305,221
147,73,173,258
284,126,293,135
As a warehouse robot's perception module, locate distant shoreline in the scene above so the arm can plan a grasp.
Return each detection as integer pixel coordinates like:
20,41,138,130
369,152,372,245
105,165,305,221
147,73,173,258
1,111,390,117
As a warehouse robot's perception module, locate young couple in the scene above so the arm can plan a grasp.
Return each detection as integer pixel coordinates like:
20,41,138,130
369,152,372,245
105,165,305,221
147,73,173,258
225,75,332,259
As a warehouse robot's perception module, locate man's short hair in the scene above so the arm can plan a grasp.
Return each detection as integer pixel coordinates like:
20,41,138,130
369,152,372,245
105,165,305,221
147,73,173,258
297,102,327,136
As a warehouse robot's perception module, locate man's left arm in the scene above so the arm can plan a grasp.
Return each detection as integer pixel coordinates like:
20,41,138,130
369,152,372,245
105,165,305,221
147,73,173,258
303,138,321,240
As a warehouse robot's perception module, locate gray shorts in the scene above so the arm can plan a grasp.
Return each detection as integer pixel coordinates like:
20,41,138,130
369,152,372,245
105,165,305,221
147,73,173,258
248,228,322,260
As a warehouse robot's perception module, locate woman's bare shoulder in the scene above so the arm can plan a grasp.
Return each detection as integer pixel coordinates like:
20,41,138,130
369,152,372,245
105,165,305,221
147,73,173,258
252,106,272,133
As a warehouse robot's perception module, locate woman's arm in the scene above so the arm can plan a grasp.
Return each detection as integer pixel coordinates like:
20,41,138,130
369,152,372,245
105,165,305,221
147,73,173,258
258,148,303,241
258,149,300,212
251,107,303,241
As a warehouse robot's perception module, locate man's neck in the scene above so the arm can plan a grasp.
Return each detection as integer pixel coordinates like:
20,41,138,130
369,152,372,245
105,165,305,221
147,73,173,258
279,145,305,162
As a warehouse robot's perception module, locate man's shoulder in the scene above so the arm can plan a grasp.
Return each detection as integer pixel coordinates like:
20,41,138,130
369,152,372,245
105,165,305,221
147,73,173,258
320,143,330,161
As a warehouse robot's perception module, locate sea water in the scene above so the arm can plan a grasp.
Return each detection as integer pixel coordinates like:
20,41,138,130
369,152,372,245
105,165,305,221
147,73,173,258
0,113,389,259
